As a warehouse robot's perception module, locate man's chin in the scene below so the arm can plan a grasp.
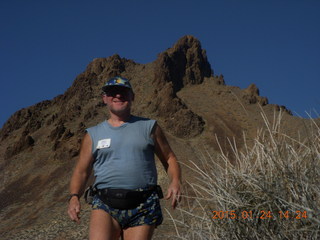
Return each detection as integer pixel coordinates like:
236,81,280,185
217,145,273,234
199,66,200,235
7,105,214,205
110,107,131,115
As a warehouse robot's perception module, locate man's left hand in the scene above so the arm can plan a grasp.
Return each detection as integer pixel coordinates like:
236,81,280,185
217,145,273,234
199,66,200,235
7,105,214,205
165,181,182,209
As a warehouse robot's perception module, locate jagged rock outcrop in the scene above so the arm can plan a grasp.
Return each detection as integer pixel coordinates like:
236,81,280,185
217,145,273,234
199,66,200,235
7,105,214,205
4,134,34,159
242,84,268,105
147,81,205,138
148,35,215,137
242,84,292,115
0,101,51,140
154,35,213,93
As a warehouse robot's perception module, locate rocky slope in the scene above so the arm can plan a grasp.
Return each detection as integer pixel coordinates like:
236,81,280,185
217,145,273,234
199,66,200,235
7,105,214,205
0,35,315,239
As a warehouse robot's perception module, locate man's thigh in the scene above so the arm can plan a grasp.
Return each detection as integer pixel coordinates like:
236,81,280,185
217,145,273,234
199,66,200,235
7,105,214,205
123,225,155,240
89,209,122,240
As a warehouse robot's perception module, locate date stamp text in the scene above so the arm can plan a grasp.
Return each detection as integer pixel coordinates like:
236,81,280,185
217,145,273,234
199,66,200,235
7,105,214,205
212,210,308,220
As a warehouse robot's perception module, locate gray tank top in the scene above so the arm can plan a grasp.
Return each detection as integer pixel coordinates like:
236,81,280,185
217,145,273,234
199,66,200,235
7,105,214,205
86,115,157,189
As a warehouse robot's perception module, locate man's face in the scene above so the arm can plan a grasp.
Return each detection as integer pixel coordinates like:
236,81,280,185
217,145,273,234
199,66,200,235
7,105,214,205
102,86,134,114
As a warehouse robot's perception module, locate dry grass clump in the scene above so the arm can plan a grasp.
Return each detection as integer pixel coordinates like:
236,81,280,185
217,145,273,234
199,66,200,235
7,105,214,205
169,111,320,239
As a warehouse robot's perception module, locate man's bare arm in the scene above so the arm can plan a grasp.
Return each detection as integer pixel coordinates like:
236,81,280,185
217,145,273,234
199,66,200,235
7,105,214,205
153,123,181,209
67,133,94,223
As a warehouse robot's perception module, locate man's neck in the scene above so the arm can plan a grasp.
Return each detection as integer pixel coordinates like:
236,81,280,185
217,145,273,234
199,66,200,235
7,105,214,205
108,113,131,127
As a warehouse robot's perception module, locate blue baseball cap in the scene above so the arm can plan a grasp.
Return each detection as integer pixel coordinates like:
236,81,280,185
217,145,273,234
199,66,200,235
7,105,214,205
102,76,133,92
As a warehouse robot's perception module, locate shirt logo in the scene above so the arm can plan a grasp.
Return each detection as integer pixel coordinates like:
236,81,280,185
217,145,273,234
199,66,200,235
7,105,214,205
97,139,111,149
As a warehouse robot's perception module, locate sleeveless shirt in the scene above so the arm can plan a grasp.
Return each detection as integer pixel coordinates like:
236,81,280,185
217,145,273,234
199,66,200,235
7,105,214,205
86,115,157,189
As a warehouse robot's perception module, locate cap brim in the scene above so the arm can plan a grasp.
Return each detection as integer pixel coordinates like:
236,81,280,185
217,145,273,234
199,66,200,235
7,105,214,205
102,85,132,91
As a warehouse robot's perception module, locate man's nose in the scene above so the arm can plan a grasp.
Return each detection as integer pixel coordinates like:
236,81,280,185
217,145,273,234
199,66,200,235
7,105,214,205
115,93,123,98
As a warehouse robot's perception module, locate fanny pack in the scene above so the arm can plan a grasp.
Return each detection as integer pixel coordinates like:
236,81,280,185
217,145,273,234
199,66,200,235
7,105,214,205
85,185,163,210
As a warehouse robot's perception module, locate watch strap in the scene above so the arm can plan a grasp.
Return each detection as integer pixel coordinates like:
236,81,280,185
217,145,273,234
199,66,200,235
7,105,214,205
68,193,80,202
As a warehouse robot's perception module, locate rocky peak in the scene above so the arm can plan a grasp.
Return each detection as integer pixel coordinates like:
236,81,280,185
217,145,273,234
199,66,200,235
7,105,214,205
154,35,213,93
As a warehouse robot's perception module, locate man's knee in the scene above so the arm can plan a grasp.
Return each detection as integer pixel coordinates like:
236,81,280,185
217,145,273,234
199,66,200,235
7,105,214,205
123,225,155,240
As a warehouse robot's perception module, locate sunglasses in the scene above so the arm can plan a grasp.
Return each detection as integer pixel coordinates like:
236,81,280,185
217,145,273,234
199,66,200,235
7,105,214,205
104,87,132,97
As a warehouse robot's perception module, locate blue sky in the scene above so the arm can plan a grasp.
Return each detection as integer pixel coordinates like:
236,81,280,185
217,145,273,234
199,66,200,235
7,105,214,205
1,0,320,128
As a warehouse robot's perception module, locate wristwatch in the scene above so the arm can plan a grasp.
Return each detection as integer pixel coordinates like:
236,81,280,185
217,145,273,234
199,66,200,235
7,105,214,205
68,193,80,202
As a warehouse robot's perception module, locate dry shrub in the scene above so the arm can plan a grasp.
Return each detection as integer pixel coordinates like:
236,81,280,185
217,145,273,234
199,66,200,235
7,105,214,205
168,111,320,240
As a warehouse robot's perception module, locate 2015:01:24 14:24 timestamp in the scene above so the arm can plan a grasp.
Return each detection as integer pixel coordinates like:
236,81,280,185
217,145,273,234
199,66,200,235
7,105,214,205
212,210,308,220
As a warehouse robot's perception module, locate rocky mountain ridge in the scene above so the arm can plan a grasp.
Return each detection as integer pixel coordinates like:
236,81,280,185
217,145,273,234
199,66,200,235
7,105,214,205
0,35,313,239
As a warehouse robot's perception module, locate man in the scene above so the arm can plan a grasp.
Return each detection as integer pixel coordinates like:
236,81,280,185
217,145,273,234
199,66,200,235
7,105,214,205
67,76,181,240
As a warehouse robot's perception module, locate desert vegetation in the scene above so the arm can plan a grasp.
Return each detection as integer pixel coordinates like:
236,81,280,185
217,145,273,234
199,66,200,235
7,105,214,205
168,111,320,240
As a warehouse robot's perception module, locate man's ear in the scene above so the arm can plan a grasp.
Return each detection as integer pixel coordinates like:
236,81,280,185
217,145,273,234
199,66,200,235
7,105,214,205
102,94,108,105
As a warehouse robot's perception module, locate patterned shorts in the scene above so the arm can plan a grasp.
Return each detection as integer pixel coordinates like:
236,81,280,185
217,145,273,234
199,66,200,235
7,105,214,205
91,190,163,229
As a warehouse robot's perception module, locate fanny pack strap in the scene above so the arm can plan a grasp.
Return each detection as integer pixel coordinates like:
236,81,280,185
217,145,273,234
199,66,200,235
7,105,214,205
96,185,163,210
97,185,163,200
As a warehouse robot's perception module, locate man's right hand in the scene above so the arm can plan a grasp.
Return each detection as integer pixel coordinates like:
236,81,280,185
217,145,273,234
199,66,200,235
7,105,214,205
68,196,81,223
